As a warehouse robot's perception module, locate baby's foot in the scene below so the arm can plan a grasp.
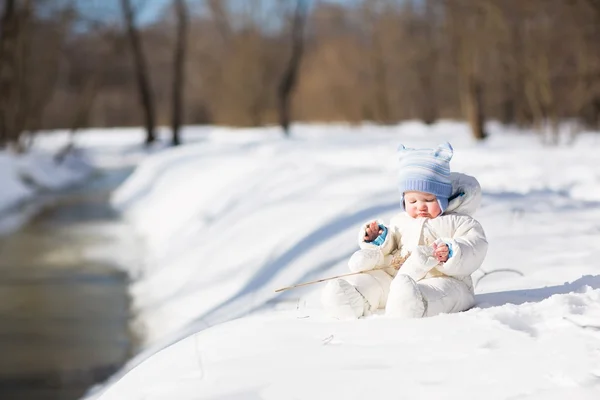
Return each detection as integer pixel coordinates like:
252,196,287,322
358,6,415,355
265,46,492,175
348,248,383,272
385,274,427,318
321,279,371,319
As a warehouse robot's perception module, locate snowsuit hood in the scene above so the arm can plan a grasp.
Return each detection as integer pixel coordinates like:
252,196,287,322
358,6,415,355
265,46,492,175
444,172,482,217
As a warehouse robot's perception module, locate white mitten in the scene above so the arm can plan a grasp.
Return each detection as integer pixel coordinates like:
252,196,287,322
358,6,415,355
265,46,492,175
348,248,383,272
399,245,439,282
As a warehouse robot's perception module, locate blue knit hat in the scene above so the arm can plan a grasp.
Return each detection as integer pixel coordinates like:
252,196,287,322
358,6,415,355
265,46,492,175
397,142,453,213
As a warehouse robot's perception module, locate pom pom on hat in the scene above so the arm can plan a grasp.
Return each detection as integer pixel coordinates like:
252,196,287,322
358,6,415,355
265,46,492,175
397,142,453,213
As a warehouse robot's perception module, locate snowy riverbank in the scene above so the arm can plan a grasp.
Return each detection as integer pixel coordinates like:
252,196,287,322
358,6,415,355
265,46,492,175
0,146,92,234
84,121,600,399
0,127,178,234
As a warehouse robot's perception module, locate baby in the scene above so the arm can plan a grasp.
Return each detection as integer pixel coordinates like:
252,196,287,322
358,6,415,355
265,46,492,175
321,142,488,319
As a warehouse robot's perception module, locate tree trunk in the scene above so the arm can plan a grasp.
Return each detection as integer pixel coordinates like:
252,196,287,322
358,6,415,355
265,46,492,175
71,76,100,133
171,0,188,146
53,75,101,164
587,0,600,128
120,0,156,145
465,76,487,140
0,0,17,147
419,73,438,125
0,0,34,151
419,0,439,125
448,0,488,141
277,0,307,137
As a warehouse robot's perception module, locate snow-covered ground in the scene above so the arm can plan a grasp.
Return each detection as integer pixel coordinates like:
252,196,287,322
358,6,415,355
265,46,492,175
95,289,600,400
0,140,94,234
0,127,184,234
70,121,600,400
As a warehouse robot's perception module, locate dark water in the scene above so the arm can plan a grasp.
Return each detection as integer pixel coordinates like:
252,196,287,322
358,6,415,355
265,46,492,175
0,168,138,400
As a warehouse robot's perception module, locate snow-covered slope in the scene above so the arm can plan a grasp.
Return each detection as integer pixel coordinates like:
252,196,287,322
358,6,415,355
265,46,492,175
97,277,600,400
0,145,92,234
90,121,600,399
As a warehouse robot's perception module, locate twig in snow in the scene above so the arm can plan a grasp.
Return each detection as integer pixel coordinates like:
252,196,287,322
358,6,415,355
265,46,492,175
322,335,334,345
274,253,410,293
474,268,525,288
564,317,600,331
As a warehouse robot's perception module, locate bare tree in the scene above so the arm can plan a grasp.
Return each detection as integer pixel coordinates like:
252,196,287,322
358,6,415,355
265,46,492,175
364,0,392,123
1,0,598,135
446,0,488,140
0,0,15,147
120,0,156,145
206,1,280,126
278,0,308,136
583,0,600,128
171,0,189,146
0,0,27,148
409,0,442,124
207,0,232,40
70,31,126,129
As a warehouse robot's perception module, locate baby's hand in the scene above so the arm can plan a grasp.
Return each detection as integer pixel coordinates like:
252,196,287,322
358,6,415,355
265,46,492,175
364,221,382,242
432,242,449,263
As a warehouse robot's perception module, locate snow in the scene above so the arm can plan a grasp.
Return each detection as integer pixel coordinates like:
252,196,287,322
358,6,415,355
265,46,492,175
96,278,600,400
0,143,93,234
61,121,599,399
0,127,178,234
0,153,34,213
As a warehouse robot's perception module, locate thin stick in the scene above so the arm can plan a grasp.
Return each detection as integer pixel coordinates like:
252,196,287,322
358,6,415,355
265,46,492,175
275,268,383,293
274,252,410,293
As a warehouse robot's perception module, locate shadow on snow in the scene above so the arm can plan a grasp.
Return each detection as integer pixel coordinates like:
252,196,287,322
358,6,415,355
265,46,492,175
475,274,600,309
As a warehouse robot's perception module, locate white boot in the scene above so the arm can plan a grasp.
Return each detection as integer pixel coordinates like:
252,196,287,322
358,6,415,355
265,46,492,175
321,279,371,319
385,274,427,318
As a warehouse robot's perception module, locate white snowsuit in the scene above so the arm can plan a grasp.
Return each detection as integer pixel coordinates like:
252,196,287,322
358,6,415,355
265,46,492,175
321,172,488,319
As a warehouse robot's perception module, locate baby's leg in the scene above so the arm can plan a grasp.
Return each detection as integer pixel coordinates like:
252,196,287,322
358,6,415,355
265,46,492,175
386,274,426,318
345,270,392,310
386,275,474,318
418,277,474,317
321,270,392,319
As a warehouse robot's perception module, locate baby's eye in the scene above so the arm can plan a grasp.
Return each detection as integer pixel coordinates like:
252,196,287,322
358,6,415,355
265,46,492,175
408,200,416,204
426,198,435,202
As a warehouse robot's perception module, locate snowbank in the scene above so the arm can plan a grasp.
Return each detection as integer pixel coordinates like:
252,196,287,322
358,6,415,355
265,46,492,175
111,121,600,345
90,121,600,399
97,276,600,400
0,147,93,234
0,126,177,234
0,153,34,214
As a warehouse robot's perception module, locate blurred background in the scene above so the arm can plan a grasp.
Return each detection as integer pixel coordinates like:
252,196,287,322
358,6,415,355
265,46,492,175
1,0,600,399
1,0,599,147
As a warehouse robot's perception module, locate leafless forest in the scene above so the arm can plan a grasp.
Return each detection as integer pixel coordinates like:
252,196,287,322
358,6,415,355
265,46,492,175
1,0,599,148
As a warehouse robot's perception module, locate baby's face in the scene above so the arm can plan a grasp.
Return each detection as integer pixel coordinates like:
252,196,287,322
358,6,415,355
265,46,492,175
404,191,442,219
